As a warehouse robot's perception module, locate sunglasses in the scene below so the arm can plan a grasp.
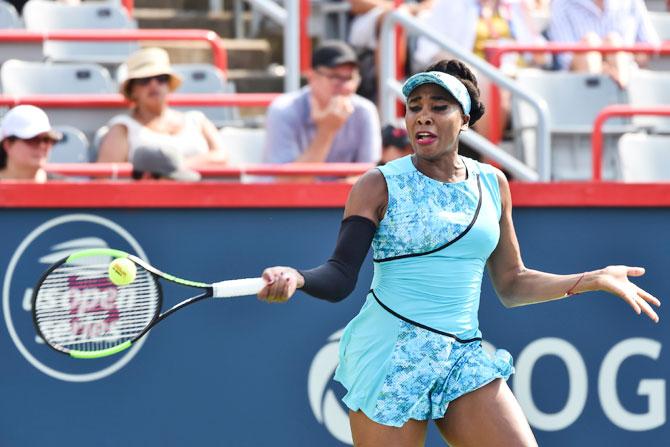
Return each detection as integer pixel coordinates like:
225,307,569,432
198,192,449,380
315,70,361,84
8,135,58,146
315,69,360,84
133,74,171,86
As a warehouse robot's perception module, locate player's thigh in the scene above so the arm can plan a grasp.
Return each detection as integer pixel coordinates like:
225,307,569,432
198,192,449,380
434,379,537,447
349,410,428,447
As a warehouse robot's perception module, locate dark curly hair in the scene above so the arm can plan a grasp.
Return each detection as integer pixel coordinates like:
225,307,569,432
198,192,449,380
424,59,486,127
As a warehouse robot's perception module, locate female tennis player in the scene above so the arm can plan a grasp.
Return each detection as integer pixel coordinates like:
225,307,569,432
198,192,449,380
257,59,661,446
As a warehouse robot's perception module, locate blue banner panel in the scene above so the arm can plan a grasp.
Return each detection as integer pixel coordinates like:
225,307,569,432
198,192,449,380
0,208,667,446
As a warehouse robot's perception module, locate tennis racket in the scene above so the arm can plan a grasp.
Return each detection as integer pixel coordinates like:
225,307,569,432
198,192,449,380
31,248,265,359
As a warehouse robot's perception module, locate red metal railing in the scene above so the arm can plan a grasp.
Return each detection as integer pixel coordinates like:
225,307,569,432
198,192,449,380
0,29,229,74
591,105,670,182
4,181,670,208
300,0,311,73
44,162,374,178
394,0,405,117
484,42,670,144
0,93,279,108
122,0,133,16
112,0,310,76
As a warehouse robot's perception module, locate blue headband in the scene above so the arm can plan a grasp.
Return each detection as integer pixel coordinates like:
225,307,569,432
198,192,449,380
401,71,471,116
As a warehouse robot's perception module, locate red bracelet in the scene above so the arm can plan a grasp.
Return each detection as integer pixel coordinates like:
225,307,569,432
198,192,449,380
565,273,585,296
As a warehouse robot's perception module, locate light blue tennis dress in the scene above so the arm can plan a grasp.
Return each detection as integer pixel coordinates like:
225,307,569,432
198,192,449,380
334,155,514,427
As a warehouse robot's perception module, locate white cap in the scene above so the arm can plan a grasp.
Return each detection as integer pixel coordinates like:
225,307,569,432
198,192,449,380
0,105,62,141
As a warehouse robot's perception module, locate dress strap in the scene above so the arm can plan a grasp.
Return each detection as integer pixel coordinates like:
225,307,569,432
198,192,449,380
373,173,482,263
370,290,482,343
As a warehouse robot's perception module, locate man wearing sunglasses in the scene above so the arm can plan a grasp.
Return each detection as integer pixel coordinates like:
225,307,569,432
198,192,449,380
262,40,381,175
0,105,62,182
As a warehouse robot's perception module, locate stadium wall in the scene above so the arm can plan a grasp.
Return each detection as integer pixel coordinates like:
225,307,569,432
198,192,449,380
0,182,667,446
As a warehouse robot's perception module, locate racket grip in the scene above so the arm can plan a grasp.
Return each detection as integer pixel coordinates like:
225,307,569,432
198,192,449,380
212,277,266,298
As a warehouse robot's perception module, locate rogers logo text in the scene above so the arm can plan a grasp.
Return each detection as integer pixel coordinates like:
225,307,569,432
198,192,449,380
306,330,664,443
308,329,353,445
2,213,149,382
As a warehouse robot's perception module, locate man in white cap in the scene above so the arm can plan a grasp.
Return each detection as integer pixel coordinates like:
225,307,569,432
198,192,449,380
0,105,62,182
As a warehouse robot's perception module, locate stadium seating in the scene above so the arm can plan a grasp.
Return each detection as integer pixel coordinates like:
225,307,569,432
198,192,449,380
511,69,631,180
89,125,109,163
649,11,670,39
219,126,267,182
646,0,669,12
0,1,21,29
249,0,350,41
309,0,351,41
0,4,42,64
172,64,241,126
0,59,116,94
628,69,670,133
219,126,266,164
618,132,670,181
647,12,670,70
22,0,139,64
0,60,124,142
49,126,91,163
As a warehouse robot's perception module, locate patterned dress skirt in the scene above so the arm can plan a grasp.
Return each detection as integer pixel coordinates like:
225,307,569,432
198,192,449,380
334,294,514,427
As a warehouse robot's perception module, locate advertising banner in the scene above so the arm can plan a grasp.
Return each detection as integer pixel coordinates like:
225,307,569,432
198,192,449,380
1,208,666,446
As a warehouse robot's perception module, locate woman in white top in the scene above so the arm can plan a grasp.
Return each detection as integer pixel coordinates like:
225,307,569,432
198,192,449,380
97,47,226,166
0,105,62,182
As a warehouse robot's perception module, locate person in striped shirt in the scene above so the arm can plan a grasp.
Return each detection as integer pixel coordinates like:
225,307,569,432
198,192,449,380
548,0,660,87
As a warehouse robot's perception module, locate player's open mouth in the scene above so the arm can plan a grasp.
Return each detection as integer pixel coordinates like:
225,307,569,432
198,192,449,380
415,131,437,145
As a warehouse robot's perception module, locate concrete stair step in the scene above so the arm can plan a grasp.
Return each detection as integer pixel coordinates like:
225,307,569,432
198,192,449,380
221,38,273,70
226,68,284,93
134,0,189,10
140,38,272,71
134,8,252,38
134,0,237,12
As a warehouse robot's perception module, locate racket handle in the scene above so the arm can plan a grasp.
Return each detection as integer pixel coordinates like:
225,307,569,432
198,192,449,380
212,277,266,298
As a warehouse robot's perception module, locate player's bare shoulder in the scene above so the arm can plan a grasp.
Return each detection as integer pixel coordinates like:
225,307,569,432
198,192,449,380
344,168,388,224
489,165,512,212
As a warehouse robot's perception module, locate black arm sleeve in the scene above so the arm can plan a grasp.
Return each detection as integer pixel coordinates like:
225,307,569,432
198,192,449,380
298,215,377,302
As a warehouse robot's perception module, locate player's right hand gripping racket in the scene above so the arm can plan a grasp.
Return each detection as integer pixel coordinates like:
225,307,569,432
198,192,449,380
32,248,265,359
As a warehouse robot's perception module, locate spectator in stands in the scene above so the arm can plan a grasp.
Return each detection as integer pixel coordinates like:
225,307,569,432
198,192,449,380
97,47,226,167
348,0,434,102
379,124,413,165
0,105,62,182
262,40,381,171
346,123,412,182
414,0,548,138
547,0,660,88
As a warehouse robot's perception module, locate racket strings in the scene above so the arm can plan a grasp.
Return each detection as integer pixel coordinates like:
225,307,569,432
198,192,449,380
34,262,160,352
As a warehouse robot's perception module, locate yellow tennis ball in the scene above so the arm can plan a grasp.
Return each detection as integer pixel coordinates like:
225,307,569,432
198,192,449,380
108,258,137,286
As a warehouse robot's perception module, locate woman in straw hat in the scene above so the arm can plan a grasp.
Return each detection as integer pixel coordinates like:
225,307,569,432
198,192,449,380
97,47,226,167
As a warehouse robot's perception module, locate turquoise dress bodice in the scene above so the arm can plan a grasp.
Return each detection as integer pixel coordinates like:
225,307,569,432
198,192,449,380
371,155,501,340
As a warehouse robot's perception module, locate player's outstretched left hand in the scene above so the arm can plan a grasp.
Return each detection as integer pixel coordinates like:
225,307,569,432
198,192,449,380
597,266,661,322
258,266,303,303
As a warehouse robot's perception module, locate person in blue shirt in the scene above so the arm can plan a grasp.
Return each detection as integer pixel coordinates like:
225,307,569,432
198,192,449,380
262,41,381,168
257,58,660,446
